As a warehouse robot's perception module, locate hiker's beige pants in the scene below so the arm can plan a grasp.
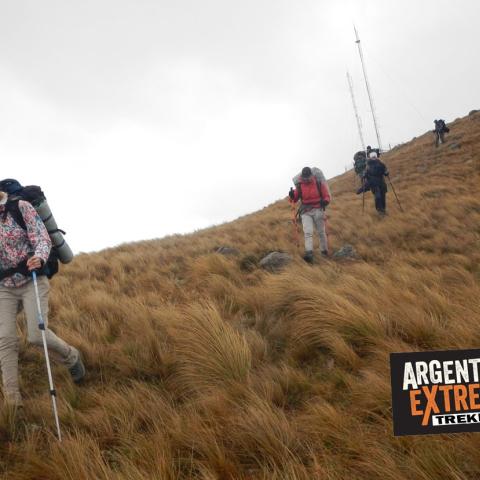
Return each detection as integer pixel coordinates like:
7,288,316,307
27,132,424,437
301,208,328,252
0,276,77,405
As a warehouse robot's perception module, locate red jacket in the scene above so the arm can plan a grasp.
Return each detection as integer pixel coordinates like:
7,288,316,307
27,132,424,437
292,177,331,208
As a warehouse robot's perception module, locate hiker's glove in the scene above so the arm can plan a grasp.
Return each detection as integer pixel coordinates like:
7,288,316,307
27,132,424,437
320,200,329,208
288,188,295,200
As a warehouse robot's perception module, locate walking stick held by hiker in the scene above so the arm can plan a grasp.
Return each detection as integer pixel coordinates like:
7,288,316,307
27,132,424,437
322,203,330,252
386,174,403,212
289,198,300,248
31,270,62,442
361,176,365,214
288,188,300,248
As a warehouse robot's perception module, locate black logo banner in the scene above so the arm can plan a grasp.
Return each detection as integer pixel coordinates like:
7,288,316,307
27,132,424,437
391,349,480,436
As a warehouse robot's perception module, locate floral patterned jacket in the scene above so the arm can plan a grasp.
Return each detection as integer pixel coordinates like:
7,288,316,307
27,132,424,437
0,199,52,287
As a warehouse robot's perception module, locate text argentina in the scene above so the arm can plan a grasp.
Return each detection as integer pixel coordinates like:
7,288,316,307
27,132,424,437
403,359,480,390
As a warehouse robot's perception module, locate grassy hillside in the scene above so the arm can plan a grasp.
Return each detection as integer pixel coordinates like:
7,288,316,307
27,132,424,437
1,112,479,479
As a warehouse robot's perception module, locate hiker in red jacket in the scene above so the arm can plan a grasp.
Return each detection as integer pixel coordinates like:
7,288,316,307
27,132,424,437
289,167,331,263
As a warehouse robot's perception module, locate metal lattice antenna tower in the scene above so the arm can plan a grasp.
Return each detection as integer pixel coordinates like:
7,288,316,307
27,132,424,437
346,71,365,151
354,26,383,151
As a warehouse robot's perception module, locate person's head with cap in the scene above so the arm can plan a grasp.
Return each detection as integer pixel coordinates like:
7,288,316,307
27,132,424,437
301,167,312,179
0,179,23,194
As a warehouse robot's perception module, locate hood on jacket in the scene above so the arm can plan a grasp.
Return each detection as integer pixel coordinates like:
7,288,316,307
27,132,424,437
0,179,23,195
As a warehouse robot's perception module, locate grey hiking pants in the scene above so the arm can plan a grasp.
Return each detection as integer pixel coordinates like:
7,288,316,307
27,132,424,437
301,208,328,253
435,131,445,147
0,276,78,405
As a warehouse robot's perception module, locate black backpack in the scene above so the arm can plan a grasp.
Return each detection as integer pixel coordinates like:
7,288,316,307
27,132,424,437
354,151,367,173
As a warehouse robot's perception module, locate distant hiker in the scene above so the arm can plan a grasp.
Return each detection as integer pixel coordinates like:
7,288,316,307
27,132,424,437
366,145,381,158
0,185,85,407
433,119,449,147
353,151,367,177
357,151,389,214
289,167,331,263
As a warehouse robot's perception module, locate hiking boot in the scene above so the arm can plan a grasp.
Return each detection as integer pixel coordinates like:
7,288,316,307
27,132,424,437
321,250,329,257
303,251,314,264
69,352,86,384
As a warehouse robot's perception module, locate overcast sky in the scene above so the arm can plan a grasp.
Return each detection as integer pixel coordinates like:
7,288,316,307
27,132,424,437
1,0,478,253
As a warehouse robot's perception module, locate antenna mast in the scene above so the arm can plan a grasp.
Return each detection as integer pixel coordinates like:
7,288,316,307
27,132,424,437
354,26,382,150
346,71,365,151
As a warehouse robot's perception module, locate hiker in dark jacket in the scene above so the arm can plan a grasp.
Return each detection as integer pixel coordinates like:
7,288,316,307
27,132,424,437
289,167,331,263
357,152,389,214
0,186,85,407
433,119,449,147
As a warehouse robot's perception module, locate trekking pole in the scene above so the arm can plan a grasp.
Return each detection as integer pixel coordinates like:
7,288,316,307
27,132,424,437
361,177,365,214
386,175,403,212
323,207,330,253
31,271,62,442
289,199,300,248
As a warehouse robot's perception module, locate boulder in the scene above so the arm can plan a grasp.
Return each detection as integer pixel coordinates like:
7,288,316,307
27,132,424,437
449,143,461,150
469,110,479,116
332,244,360,260
215,246,240,256
259,252,292,272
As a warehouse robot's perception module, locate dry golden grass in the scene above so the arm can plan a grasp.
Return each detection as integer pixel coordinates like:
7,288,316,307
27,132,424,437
0,111,479,479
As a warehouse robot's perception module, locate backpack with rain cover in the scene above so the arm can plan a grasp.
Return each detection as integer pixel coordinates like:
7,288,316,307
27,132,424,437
292,167,327,188
0,179,73,279
292,167,331,213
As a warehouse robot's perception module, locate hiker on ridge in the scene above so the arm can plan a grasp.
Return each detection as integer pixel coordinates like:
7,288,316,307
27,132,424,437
433,119,449,147
0,183,85,408
289,167,331,263
357,151,389,214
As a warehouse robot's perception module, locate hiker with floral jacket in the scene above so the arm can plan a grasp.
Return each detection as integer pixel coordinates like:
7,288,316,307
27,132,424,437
0,188,85,407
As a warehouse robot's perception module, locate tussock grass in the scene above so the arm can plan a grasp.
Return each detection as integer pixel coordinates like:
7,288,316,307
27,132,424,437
168,303,252,396
1,111,479,478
